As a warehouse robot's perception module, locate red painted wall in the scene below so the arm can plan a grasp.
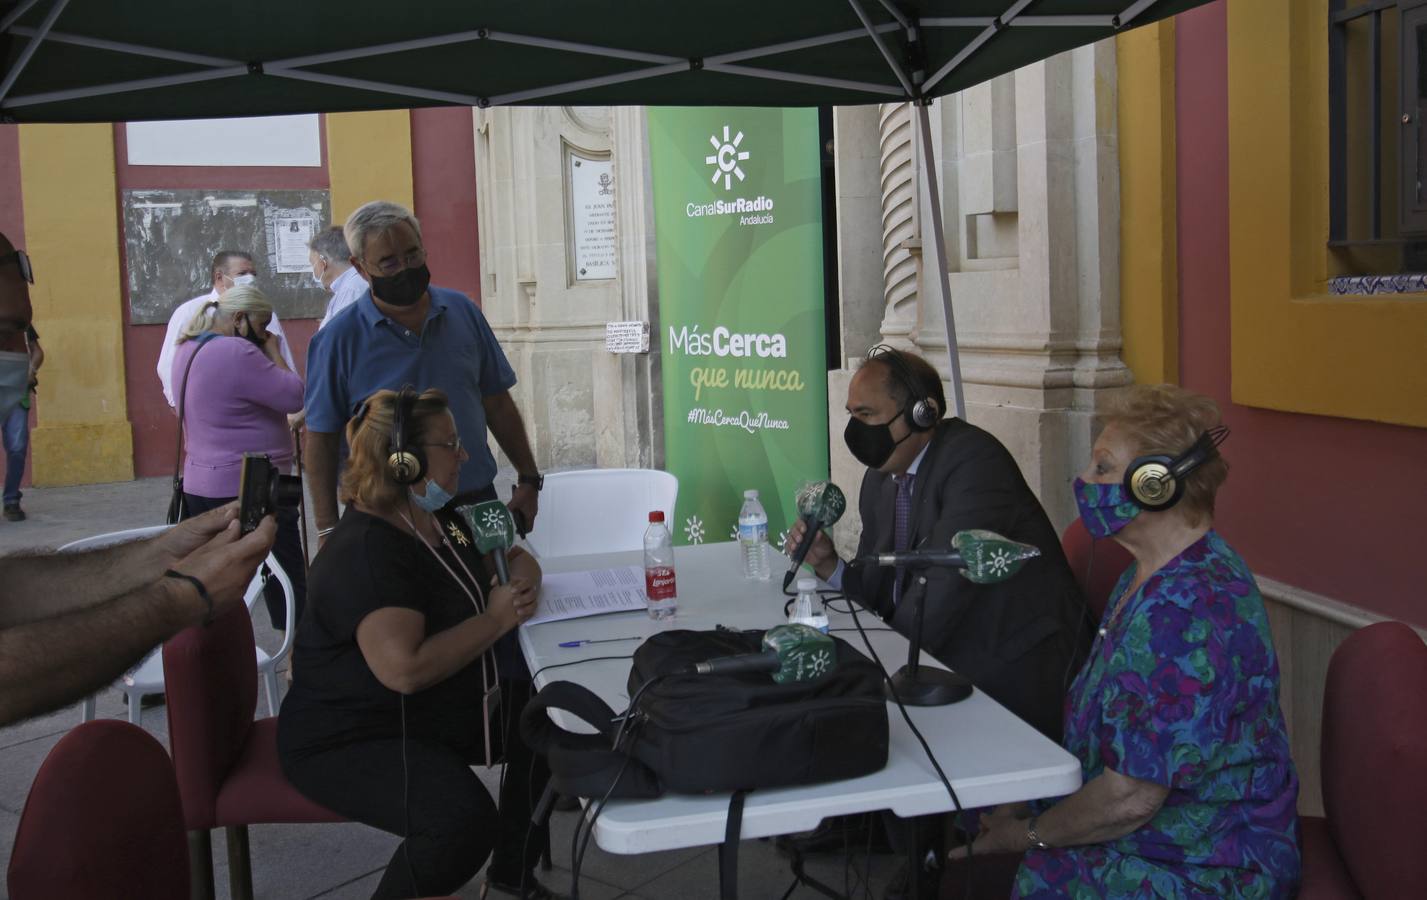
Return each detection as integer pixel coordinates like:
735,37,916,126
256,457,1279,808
115,122,330,478
411,107,481,305
1175,2,1427,622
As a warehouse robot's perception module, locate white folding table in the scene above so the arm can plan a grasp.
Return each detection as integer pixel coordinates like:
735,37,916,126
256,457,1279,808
519,541,1081,896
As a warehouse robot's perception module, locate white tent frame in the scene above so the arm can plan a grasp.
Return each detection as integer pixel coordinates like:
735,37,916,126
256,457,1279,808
0,0,1167,417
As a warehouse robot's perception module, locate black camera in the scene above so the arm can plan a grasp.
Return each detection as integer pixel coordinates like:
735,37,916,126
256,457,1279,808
237,454,302,535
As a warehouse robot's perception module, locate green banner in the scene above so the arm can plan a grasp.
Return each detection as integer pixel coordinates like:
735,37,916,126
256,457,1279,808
649,106,828,547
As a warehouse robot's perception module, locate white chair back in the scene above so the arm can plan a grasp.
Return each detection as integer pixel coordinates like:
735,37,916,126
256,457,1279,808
59,524,172,553
523,468,678,559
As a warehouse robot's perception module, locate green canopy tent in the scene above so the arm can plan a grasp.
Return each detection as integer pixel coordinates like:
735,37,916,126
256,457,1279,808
0,0,1208,417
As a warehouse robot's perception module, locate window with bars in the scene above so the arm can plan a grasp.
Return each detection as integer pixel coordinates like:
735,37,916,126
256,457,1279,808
1329,0,1427,271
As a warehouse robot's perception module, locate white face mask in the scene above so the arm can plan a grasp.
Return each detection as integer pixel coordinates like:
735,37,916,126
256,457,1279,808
312,270,326,288
231,273,257,287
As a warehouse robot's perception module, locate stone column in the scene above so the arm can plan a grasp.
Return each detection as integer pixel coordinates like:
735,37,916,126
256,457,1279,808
829,40,1132,553
876,102,922,352
473,106,658,474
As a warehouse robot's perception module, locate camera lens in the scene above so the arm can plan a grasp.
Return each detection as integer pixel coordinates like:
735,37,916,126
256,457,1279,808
270,473,304,511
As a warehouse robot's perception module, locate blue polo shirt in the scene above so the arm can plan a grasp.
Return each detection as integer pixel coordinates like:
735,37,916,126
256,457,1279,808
304,286,516,493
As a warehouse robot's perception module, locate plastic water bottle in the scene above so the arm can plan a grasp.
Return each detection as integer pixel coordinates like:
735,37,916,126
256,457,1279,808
643,511,677,620
788,576,830,633
738,489,771,581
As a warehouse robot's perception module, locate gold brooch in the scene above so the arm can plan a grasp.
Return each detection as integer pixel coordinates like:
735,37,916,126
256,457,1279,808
446,521,470,546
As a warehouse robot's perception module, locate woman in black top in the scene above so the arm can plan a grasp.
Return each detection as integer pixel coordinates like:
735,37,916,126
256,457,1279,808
278,388,561,900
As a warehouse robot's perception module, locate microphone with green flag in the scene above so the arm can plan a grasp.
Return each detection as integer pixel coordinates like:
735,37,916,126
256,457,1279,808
457,500,516,584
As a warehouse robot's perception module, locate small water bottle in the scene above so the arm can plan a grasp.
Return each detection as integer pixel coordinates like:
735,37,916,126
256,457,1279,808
738,489,771,581
788,576,830,633
643,511,677,620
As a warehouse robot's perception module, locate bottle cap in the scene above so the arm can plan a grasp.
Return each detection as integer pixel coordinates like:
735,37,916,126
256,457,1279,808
796,576,818,592
648,510,664,522
744,489,759,499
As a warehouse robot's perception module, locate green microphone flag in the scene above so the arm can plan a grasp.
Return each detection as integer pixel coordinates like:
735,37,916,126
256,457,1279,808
458,500,516,584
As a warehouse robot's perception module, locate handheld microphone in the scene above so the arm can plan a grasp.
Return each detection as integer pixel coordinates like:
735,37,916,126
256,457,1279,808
860,529,1040,584
691,624,836,683
693,649,781,676
782,481,847,590
458,500,516,585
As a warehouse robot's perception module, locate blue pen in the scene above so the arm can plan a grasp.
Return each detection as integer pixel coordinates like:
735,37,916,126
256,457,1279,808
559,637,642,648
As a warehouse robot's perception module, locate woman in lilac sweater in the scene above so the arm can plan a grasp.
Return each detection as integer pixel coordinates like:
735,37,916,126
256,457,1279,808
171,285,306,634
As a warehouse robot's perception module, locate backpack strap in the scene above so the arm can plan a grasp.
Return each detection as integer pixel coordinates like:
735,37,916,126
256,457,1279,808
718,789,750,900
520,681,661,800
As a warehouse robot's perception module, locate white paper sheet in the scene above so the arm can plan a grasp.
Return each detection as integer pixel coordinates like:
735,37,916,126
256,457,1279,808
526,565,647,626
527,564,650,627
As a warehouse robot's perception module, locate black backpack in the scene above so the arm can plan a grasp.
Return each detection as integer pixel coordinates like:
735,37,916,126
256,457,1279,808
520,628,890,801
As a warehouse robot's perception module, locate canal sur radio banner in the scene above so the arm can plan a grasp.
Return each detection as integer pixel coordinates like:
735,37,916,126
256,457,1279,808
648,106,829,547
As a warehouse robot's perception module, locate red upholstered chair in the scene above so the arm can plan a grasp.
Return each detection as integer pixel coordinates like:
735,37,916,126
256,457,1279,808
164,601,344,900
1060,518,1134,622
1297,620,1427,899
9,720,189,900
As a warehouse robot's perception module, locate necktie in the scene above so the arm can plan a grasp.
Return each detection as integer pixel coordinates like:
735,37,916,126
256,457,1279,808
892,472,914,606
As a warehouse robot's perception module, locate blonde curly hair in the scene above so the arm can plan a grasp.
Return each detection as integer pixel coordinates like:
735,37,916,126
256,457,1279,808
1101,384,1228,525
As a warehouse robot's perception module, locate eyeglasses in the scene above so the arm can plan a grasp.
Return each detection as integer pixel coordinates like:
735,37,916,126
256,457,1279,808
1,250,34,284
364,248,426,277
423,436,463,454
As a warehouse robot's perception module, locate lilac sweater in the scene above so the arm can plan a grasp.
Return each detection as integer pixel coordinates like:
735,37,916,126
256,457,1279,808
171,336,305,498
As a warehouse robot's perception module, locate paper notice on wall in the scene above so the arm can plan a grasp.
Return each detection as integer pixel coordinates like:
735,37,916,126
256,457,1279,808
605,321,650,354
273,216,318,273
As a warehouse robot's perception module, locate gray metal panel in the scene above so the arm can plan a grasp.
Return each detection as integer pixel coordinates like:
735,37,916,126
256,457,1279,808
122,188,330,325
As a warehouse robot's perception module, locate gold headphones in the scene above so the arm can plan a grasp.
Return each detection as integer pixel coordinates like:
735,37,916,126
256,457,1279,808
1123,426,1229,511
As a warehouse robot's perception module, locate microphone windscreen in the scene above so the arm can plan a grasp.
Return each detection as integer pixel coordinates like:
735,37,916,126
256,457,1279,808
796,481,847,529
952,529,1040,584
762,623,836,683
458,500,516,556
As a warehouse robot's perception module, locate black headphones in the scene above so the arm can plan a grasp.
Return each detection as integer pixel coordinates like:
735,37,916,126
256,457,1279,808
1123,425,1229,511
867,345,938,432
386,386,426,485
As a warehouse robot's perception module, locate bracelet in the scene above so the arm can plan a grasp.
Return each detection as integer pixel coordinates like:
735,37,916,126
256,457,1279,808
317,526,336,538
1026,816,1050,851
164,569,214,626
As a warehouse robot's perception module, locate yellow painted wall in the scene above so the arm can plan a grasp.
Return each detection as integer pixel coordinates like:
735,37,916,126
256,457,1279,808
1117,21,1178,385
326,111,415,227
18,124,133,485
1228,0,1427,427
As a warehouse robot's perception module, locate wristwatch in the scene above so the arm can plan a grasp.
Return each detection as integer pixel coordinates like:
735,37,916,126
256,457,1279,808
517,472,544,491
1026,816,1050,851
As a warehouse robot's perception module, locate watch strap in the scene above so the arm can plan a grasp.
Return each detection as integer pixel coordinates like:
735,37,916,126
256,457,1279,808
518,472,544,490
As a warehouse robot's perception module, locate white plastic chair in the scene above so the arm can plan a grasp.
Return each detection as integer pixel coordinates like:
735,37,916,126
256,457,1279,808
66,526,296,723
523,468,678,559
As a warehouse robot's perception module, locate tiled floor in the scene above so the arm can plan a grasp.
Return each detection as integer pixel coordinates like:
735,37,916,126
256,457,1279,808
0,475,906,899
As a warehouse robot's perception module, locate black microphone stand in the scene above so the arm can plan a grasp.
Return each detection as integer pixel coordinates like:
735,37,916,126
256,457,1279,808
887,570,973,706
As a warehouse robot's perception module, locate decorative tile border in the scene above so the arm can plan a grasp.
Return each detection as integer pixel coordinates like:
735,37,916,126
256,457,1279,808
1329,273,1427,296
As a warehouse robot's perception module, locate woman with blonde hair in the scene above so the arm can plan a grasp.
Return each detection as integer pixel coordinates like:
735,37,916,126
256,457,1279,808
171,284,306,633
278,388,561,900
950,384,1301,898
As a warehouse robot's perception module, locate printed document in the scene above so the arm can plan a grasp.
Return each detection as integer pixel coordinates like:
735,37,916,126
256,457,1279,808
526,565,647,626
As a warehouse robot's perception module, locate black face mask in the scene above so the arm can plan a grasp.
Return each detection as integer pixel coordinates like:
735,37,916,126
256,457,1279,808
843,415,910,469
238,315,265,348
370,263,431,307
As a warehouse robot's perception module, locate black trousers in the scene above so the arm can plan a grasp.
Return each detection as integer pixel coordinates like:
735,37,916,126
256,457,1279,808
182,492,306,631
282,679,551,900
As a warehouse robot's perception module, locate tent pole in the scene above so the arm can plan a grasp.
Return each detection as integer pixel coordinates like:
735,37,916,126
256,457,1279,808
0,0,68,104
0,0,43,34
914,99,966,420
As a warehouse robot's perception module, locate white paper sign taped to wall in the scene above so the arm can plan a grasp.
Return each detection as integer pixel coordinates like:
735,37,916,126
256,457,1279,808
605,321,650,354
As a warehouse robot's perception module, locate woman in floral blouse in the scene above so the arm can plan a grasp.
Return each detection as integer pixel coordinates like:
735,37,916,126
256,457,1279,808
953,385,1300,898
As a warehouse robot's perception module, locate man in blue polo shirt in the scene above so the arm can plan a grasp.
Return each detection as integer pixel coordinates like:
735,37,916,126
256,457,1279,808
303,200,541,546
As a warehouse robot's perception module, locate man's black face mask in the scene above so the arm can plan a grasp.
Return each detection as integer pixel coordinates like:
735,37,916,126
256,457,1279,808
843,414,909,469
370,263,431,307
